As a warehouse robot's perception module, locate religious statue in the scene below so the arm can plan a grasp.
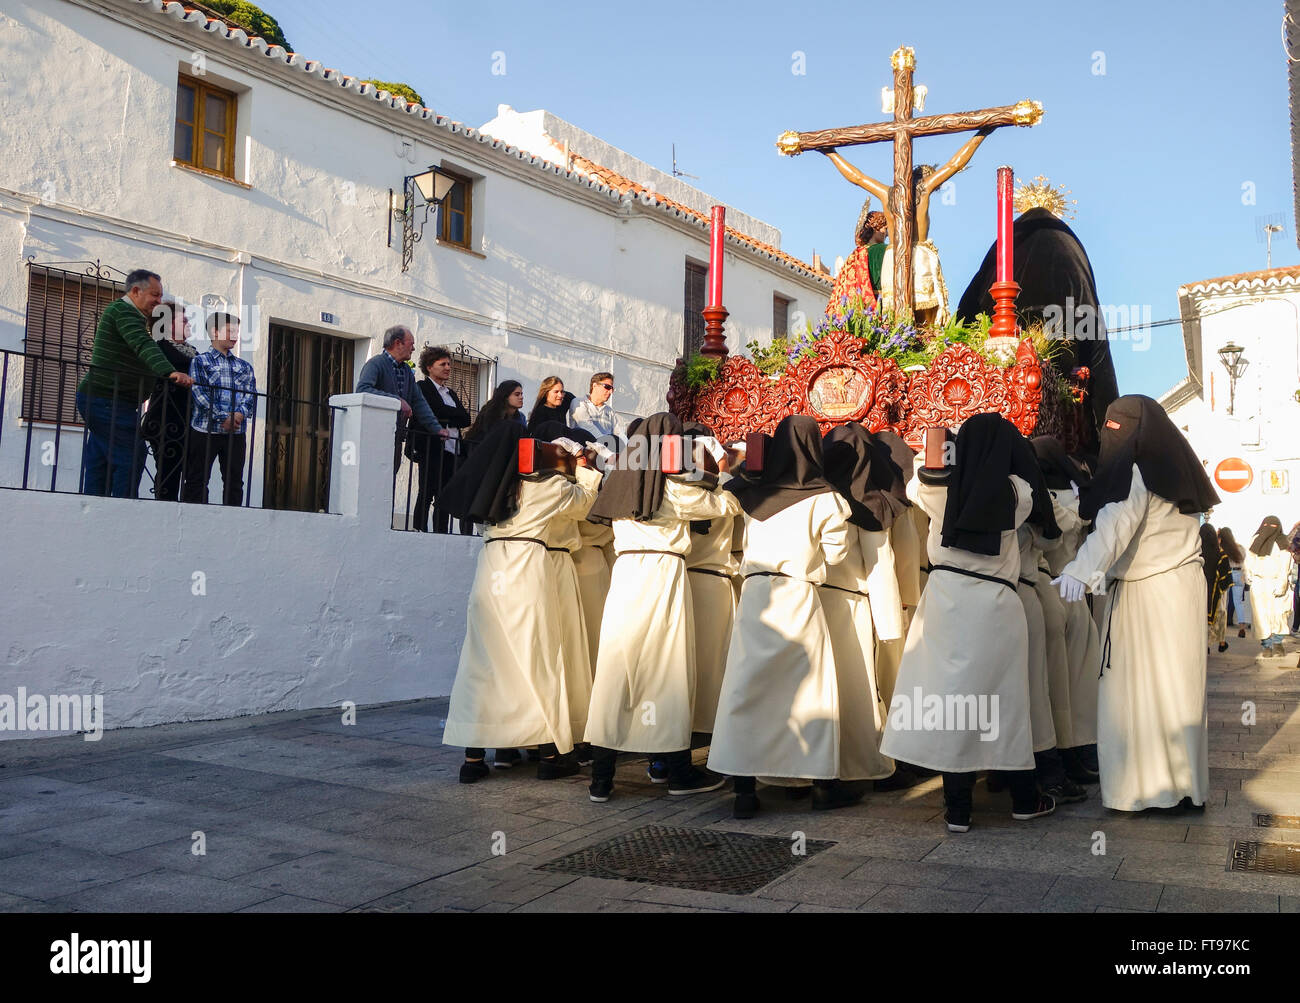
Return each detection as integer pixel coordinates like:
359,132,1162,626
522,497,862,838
821,127,995,327
778,45,1043,324
825,200,887,314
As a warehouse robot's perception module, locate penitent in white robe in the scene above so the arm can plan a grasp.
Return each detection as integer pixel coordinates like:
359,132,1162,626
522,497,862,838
572,519,613,666
707,492,865,780
875,506,922,711
879,464,1036,773
544,465,605,737
1060,465,1209,811
1031,527,1074,751
443,472,600,752
1017,526,1057,753
585,480,741,754
685,481,743,734
1045,488,1100,747
1246,546,1292,641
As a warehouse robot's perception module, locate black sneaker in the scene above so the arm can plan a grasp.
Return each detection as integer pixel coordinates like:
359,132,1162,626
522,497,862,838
733,792,760,819
574,743,594,767
1178,796,1206,813
944,808,971,833
1044,779,1088,804
667,768,727,796
589,779,613,803
537,754,581,780
1012,794,1057,821
811,779,871,811
493,748,522,769
1217,642,1229,653
459,760,491,784
646,760,670,784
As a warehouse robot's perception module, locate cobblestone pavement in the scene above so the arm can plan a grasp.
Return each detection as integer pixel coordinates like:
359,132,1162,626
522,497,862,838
1,640,1299,913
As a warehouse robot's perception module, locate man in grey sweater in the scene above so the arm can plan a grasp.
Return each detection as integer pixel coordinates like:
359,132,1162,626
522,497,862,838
356,325,445,475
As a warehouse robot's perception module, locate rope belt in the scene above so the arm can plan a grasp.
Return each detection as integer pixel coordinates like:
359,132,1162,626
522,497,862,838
929,563,1017,595
743,570,820,587
546,546,574,554
687,567,732,579
818,581,868,598
619,549,685,559
1098,557,1201,678
1018,576,1038,588
487,536,548,548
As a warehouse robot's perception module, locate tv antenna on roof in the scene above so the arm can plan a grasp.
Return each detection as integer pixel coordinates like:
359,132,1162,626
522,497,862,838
672,144,699,180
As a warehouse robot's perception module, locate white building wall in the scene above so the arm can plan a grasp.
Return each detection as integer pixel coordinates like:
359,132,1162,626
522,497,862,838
0,0,828,501
1164,284,1300,539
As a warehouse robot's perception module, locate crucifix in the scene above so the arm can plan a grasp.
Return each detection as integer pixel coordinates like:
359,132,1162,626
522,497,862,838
777,46,1042,321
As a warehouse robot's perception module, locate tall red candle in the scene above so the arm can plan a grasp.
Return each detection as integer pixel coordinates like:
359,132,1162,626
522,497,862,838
996,166,1013,284
708,205,726,308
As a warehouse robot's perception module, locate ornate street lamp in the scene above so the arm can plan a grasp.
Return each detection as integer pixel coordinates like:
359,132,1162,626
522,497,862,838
388,166,458,272
1217,341,1248,415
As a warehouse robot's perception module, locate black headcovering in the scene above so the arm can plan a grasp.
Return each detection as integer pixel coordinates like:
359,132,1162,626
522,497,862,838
940,413,1058,556
956,208,1119,429
1031,435,1091,492
873,429,917,485
1249,515,1287,557
1078,395,1219,522
728,415,837,520
586,412,680,525
1200,523,1221,597
438,421,527,525
822,423,909,531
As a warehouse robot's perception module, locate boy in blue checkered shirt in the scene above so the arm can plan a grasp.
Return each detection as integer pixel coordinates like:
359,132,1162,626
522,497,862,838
183,311,257,505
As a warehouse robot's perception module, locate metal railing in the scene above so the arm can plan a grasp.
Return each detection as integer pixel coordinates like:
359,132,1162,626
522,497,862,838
1,348,342,512
392,432,482,536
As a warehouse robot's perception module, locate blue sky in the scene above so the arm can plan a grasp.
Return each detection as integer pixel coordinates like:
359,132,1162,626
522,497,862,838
268,0,1297,397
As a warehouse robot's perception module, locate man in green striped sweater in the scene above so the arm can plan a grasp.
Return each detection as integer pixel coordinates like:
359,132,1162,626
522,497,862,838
75,269,194,497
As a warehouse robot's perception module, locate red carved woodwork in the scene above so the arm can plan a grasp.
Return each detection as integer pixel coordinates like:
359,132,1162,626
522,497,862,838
670,327,1044,450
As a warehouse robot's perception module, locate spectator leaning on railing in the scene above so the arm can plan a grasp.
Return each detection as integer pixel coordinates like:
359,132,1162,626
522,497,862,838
356,325,445,476
75,268,194,498
140,297,198,501
183,311,256,506
409,345,472,534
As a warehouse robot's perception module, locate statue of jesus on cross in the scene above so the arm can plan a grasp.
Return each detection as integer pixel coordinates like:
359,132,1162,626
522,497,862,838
778,46,1042,325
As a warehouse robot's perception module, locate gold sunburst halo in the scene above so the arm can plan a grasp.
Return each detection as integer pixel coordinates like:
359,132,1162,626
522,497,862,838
1014,174,1078,220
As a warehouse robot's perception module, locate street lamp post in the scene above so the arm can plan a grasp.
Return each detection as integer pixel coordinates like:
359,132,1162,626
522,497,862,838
1218,341,1249,415
1264,223,1283,269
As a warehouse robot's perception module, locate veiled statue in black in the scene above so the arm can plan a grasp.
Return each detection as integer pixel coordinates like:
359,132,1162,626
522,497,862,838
956,207,1119,433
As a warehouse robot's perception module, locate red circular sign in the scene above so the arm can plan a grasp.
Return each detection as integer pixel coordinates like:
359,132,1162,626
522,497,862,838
1214,457,1254,493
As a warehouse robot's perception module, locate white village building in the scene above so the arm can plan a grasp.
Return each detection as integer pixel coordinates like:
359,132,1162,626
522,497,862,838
0,0,831,739
1160,265,1300,539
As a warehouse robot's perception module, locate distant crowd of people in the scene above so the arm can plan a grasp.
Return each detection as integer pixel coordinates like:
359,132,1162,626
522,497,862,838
1202,518,1300,657
77,268,255,504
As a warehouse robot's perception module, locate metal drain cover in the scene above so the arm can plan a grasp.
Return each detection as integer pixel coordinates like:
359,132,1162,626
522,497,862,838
538,824,834,895
1253,813,1300,830
1227,840,1300,875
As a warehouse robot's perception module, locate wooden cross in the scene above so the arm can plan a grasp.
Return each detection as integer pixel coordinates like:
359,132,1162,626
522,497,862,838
778,46,1042,317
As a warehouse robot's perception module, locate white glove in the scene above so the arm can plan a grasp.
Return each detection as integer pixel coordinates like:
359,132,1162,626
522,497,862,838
1052,574,1086,602
1069,480,1080,498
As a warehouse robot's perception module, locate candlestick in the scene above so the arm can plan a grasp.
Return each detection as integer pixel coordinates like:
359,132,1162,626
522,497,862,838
996,165,1013,284
707,205,726,308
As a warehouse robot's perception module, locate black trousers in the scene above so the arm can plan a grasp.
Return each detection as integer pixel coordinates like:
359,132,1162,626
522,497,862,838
944,769,1039,815
1034,748,1066,788
414,449,463,534
591,747,692,785
182,431,246,505
147,433,187,501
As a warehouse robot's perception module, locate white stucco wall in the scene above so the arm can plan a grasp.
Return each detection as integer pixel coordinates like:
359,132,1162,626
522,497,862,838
1164,284,1300,538
0,0,829,502
0,393,476,740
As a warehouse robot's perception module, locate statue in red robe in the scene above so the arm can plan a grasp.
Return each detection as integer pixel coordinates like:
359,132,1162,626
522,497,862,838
826,202,886,315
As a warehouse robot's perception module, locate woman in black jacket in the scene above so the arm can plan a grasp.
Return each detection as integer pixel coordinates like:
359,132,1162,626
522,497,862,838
527,376,575,431
140,298,197,501
409,345,473,533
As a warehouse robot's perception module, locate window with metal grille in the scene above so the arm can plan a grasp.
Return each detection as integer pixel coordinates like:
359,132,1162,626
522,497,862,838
22,264,126,426
448,354,483,423
437,171,473,248
684,260,707,358
774,294,792,340
175,75,237,178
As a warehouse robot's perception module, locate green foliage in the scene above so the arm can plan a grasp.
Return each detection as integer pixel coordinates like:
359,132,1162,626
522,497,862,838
682,352,722,390
362,80,425,106
200,0,292,51
745,338,816,376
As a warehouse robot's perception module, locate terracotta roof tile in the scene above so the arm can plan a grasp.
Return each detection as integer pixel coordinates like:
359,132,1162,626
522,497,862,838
1181,264,1300,293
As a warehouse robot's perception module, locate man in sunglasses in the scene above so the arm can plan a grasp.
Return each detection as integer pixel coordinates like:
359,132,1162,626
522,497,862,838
570,371,625,444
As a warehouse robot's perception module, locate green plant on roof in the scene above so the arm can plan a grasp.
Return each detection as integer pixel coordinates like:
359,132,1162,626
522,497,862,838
199,0,292,51
362,81,425,106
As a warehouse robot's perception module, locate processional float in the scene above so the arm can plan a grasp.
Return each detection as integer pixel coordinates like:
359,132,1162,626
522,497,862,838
667,46,1093,452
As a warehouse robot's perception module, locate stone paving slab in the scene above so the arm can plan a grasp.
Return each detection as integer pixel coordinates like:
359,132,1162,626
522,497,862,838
0,644,1297,912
